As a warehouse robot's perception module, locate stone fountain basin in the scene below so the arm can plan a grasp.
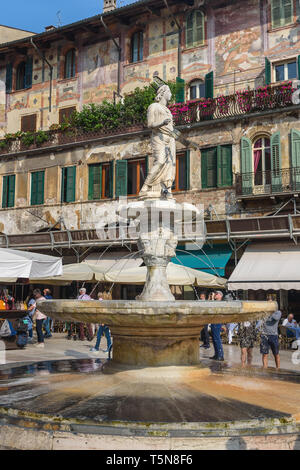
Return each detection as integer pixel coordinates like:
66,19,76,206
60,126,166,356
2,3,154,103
39,300,277,367
39,300,276,327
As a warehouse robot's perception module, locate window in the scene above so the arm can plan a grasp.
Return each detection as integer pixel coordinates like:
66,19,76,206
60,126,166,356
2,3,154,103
16,57,33,91
16,62,26,91
173,152,190,191
2,175,15,208
131,31,143,63
271,0,294,29
201,145,232,189
31,171,45,206
189,79,206,100
128,159,147,195
88,162,113,200
64,49,76,79
253,137,271,186
61,166,76,202
21,114,37,133
274,59,297,82
115,158,148,197
59,107,76,125
186,10,205,48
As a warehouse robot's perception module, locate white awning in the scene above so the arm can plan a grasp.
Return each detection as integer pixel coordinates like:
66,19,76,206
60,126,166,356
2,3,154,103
0,248,62,281
83,251,143,272
228,242,300,291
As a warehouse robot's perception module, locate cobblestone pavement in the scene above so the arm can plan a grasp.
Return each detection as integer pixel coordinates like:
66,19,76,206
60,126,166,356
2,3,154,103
1,333,300,373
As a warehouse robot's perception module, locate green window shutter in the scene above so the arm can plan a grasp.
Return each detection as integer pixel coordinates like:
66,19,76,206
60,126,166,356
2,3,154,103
297,55,300,80
115,160,128,197
8,175,15,208
61,168,65,202
201,147,217,189
217,145,232,188
88,164,102,200
272,0,282,28
2,176,8,208
291,129,300,190
109,161,114,198
31,171,44,205
271,131,282,193
205,71,214,99
241,137,253,195
88,165,94,201
176,77,185,103
31,172,37,205
195,11,205,45
94,164,102,200
145,155,149,177
186,12,194,47
25,56,33,89
6,63,13,93
65,166,76,202
265,58,271,85
282,0,293,25
185,150,190,190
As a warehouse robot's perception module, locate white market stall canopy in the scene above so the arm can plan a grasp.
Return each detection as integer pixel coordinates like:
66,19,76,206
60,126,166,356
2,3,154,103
105,262,227,288
228,242,300,291
0,248,62,282
32,261,227,288
83,251,143,271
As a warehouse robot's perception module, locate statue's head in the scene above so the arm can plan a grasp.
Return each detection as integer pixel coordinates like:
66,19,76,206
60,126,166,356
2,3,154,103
155,85,172,103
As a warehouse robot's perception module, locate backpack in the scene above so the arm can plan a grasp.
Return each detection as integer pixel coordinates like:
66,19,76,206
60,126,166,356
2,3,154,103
15,318,29,333
16,332,28,348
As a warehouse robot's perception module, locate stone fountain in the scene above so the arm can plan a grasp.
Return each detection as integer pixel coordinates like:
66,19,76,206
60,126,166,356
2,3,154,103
0,81,300,450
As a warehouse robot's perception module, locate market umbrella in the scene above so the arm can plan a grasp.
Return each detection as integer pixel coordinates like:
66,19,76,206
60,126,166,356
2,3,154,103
0,248,62,282
30,262,106,284
104,262,227,288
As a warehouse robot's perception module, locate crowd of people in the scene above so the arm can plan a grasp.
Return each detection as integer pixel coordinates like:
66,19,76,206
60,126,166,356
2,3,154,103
199,290,299,369
1,285,299,370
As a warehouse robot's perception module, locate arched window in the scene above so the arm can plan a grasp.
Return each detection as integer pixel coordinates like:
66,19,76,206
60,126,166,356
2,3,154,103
131,31,143,63
64,49,76,79
186,10,205,48
253,137,271,186
16,61,26,90
189,79,205,100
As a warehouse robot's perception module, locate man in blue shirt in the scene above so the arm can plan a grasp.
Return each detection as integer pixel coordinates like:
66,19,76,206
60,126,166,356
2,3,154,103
210,291,225,362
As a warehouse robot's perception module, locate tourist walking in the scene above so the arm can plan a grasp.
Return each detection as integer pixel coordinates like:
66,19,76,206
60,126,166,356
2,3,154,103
260,306,282,369
77,288,94,341
90,292,112,354
210,290,225,361
25,290,35,343
237,321,257,368
28,289,47,348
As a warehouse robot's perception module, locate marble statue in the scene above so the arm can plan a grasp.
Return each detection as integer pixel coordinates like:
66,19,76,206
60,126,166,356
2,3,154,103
139,84,176,199
139,82,200,200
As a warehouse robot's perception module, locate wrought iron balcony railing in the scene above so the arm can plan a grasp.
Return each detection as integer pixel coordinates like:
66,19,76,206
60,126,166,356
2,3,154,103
236,167,300,197
0,83,296,156
169,82,296,126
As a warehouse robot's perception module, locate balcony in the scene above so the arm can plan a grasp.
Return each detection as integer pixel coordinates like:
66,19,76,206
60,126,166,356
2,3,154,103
0,82,297,157
236,167,300,198
169,82,296,126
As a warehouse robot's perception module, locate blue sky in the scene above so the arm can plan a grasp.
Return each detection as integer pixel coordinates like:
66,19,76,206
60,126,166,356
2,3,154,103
2,0,134,33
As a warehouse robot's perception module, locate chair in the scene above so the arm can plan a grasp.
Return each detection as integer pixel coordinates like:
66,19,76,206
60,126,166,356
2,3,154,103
279,325,295,350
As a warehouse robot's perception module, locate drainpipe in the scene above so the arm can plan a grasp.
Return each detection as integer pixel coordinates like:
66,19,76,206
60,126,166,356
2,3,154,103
163,0,182,78
30,37,53,112
100,15,122,100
